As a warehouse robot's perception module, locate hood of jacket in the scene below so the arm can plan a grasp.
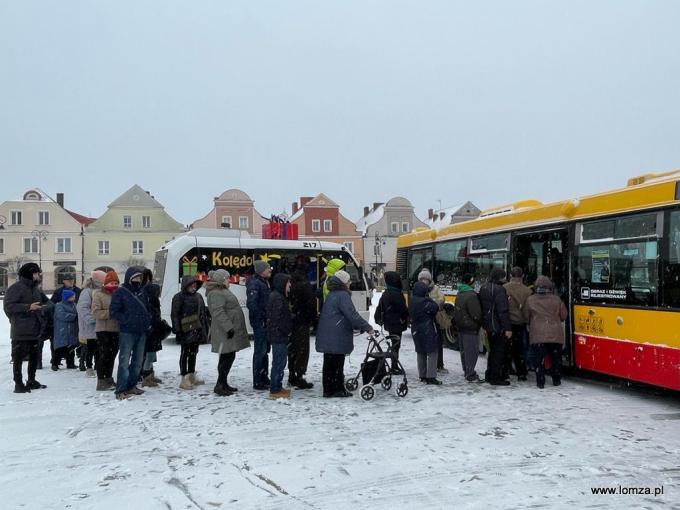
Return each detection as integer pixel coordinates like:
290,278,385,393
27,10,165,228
272,273,290,295
123,266,145,287
327,275,348,293
325,259,346,277
535,276,554,291
181,275,202,293
412,281,431,298
384,271,402,290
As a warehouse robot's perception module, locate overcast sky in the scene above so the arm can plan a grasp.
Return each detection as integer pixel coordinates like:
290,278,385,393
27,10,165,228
1,1,679,225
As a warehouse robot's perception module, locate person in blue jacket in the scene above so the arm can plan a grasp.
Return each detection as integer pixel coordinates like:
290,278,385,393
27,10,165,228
247,260,272,390
52,289,79,370
315,270,373,398
409,281,442,385
109,266,151,400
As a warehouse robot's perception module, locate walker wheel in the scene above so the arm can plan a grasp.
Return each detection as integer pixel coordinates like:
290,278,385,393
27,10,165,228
396,383,408,398
360,385,375,401
381,376,392,390
345,378,359,392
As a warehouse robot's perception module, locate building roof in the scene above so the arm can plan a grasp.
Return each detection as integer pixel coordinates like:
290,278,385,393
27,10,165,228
425,203,467,229
305,193,339,208
108,184,164,209
355,204,385,235
216,189,253,202
66,209,96,226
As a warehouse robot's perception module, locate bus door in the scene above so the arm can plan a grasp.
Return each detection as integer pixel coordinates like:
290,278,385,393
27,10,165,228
512,228,572,365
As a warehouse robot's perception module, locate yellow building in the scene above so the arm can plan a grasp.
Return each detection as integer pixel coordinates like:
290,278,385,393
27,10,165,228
84,185,185,277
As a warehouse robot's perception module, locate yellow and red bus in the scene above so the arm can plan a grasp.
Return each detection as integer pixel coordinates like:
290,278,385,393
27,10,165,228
396,170,680,391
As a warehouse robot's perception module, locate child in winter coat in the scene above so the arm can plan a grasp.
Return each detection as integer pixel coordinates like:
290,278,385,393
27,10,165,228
52,289,79,370
409,281,442,385
266,273,293,399
374,271,409,374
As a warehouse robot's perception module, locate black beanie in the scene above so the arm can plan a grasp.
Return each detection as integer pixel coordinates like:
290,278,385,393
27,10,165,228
18,263,41,279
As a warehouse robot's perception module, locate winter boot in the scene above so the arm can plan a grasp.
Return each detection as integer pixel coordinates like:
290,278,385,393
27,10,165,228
188,372,205,385
115,392,129,400
425,378,443,385
26,379,46,390
127,386,145,396
96,379,111,391
179,375,194,390
268,388,291,400
14,382,31,393
225,383,239,393
105,377,116,386
213,384,233,396
292,378,314,390
142,373,158,387
151,371,162,384
51,364,59,371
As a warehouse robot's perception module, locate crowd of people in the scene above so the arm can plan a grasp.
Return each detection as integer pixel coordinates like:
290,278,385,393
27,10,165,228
4,259,567,400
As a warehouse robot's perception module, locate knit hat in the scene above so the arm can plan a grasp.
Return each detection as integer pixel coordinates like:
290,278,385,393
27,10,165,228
18,262,42,279
335,270,351,285
208,269,230,284
325,258,346,277
254,259,270,275
91,270,107,285
417,269,433,283
104,271,120,285
62,289,76,301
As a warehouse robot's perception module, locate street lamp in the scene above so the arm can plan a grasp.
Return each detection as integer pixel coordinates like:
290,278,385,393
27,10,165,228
31,229,48,268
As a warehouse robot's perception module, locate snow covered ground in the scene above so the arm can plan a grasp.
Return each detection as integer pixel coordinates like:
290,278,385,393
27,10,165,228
1,295,679,510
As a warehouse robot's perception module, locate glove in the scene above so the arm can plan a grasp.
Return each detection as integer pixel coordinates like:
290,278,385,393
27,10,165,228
227,329,234,339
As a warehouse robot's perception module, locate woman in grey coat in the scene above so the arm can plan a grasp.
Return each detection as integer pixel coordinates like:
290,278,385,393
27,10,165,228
206,269,250,396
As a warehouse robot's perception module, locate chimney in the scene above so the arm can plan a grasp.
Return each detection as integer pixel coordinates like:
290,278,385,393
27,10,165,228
373,202,383,211
363,206,370,216
300,196,313,207
292,202,299,215
56,193,64,208
440,212,446,220
428,208,434,219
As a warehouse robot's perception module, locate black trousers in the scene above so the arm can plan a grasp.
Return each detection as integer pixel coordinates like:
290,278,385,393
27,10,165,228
504,325,527,377
437,328,445,369
12,341,39,384
288,323,311,381
179,343,199,375
85,338,99,370
386,331,402,367
534,343,563,386
216,352,236,387
322,353,345,394
96,331,119,379
53,347,75,367
485,332,507,383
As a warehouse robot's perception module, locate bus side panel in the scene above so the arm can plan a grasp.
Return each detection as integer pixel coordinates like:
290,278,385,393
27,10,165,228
574,334,680,391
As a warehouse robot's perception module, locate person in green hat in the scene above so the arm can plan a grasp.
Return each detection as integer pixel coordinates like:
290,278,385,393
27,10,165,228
322,258,346,300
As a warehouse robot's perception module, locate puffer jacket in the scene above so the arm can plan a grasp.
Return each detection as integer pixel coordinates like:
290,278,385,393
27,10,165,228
504,278,532,325
109,267,151,334
92,288,119,333
53,301,79,350
409,281,439,354
266,273,292,344
171,275,208,345
3,277,45,342
524,277,568,345
206,282,250,354
76,284,99,339
315,276,371,355
453,285,482,334
374,271,409,334
246,274,270,329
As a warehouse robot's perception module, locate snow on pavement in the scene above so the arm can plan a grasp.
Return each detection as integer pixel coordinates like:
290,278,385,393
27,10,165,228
1,297,679,510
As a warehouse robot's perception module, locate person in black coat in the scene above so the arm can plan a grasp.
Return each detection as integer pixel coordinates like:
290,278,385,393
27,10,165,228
266,273,293,398
409,281,442,385
374,271,409,374
140,269,167,387
247,260,272,389
3,263,48,393
50,274,82,303
479,268,513,386
172,275,209,390
287,269,316,389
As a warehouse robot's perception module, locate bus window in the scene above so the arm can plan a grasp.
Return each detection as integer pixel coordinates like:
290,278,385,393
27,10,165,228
575,241,659,306
324,251,366,291
663,210,680,308
259,250,319,288
408,248,433,288
469,252,507,288
434,239,468,293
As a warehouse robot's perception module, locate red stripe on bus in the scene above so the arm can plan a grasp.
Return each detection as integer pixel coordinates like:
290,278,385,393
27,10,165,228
573,334,680,391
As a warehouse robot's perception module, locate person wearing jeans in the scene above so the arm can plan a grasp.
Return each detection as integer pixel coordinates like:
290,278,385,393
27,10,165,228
266,273,292,399
247,260,272,390
109,267,151,400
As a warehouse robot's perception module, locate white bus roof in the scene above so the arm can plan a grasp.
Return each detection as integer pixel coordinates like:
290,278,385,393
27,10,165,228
158,229,351,254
